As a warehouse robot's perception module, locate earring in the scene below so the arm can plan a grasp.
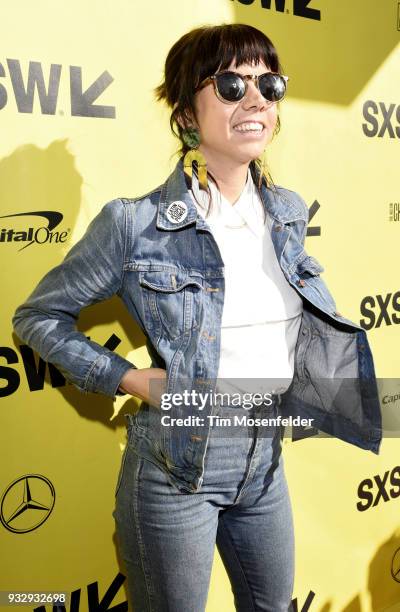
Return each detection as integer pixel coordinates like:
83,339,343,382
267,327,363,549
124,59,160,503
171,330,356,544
272,116,280,139
256,149,269,189
182,127,208,191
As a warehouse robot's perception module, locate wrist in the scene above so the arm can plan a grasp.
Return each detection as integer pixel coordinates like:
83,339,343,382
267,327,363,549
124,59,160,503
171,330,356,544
117,367,139,396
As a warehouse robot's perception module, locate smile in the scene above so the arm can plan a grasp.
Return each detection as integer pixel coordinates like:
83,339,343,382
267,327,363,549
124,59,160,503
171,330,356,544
233,121,264,132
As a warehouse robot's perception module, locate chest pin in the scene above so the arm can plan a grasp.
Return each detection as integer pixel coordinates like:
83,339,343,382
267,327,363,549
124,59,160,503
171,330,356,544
166,200,188,224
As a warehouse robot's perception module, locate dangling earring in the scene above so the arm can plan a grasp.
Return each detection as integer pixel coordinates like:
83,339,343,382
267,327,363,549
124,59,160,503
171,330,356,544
257,149,269,189
182,127,208,191
273,115,281,139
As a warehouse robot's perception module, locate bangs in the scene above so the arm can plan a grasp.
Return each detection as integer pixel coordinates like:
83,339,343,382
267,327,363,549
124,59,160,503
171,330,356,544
190,24,281,88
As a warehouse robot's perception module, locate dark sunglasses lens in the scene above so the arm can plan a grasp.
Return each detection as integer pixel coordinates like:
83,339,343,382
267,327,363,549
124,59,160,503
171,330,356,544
259,74,286,101
216,73,245,101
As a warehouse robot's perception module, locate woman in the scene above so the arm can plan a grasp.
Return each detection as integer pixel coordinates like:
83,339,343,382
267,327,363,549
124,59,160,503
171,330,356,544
12,23,382,612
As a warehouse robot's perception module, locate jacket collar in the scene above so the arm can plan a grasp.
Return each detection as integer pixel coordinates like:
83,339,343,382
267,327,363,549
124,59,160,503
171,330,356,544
156,156,306,231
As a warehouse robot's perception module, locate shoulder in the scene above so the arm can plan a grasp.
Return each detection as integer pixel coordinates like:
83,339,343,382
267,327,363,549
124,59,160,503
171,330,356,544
119,184,163,208
98,184,163,223
89,198,129,234
78,199,129,246
95,186,163,243
272,185,309,224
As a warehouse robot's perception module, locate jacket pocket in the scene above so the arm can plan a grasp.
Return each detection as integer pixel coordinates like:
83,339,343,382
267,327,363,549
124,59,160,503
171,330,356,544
139,270,203,342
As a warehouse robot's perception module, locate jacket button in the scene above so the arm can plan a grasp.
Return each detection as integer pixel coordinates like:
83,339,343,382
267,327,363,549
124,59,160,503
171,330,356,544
274,225,282,231
297,279,306,287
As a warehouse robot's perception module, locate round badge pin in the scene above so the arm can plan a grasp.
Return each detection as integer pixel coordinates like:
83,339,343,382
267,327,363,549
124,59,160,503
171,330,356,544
166,200,188,224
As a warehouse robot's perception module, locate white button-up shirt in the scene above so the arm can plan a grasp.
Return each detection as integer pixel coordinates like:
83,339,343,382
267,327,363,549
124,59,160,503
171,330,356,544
190,168,303,398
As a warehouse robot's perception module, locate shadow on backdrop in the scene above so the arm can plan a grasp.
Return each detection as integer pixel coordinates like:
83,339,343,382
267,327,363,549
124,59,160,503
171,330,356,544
231,0,399,104
3,140,146,429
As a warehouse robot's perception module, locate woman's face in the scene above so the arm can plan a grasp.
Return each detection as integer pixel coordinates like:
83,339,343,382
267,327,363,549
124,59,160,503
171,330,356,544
194,58,278,165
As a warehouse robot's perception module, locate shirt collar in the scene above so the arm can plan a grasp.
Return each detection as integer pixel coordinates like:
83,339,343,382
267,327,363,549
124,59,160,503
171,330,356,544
156,156,307,231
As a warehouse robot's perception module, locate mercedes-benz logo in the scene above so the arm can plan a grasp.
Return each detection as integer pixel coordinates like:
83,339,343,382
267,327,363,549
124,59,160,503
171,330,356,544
391,546,400,582
0,474,55,533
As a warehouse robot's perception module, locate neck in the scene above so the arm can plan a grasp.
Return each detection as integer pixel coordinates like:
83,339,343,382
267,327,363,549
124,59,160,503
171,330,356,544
197,146,250,205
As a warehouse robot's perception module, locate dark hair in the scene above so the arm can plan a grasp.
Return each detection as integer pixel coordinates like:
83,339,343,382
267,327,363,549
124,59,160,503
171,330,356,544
154,23,284,217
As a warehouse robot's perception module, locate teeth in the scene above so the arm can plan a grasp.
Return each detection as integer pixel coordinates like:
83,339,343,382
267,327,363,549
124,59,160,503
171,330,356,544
234,122,264,132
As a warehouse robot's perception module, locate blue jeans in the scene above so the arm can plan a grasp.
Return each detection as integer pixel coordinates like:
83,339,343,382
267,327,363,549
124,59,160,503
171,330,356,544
113,400,295,611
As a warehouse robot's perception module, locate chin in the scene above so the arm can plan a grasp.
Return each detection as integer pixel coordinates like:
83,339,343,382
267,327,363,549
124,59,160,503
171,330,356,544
239,147,266,163
224,143,266,165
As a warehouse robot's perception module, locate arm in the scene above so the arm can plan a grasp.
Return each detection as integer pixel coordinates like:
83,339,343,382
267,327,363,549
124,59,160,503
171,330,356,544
12,198,136,399
298,193,309,246
289,190,309,246
275,186,309,246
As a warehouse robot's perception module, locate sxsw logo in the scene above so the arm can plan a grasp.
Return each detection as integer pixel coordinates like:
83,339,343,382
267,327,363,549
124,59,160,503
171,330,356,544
0,59,115,117
306,199,321,237
32,573,127,612
360,291,400,330
3,333,122,397
357,466,400,511
362,100,400,138
389,202,400,221
231,0,321,21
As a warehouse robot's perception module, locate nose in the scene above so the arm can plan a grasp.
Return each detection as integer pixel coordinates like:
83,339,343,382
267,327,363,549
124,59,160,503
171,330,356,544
241,78,273,111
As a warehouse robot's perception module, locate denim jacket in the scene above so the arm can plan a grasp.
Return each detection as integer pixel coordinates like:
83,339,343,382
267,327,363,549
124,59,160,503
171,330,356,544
12,157,382,493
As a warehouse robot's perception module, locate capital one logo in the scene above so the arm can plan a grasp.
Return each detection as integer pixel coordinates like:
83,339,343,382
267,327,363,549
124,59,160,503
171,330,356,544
0,59,115,117
0,211,69,251
231,0,321,21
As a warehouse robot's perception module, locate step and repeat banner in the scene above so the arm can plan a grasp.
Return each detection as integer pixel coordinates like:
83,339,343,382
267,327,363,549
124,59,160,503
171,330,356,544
1,1,400,611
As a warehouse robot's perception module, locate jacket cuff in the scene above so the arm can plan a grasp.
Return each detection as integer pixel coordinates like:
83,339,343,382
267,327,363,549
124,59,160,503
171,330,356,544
84,352,137,399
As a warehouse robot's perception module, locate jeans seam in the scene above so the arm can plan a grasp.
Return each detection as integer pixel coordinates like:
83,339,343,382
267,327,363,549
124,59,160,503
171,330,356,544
218,515,257,612
233,433,259,505
132,454,155,611
115,443,129,498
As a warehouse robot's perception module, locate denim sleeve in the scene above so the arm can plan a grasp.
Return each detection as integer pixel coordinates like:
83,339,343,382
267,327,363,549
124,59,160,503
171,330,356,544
290,190,309,245
12,198,136,399
296,193,309,246
274,186,309,245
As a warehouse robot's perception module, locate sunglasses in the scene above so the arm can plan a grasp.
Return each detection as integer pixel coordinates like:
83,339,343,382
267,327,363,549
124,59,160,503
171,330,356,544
196,71,289,104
